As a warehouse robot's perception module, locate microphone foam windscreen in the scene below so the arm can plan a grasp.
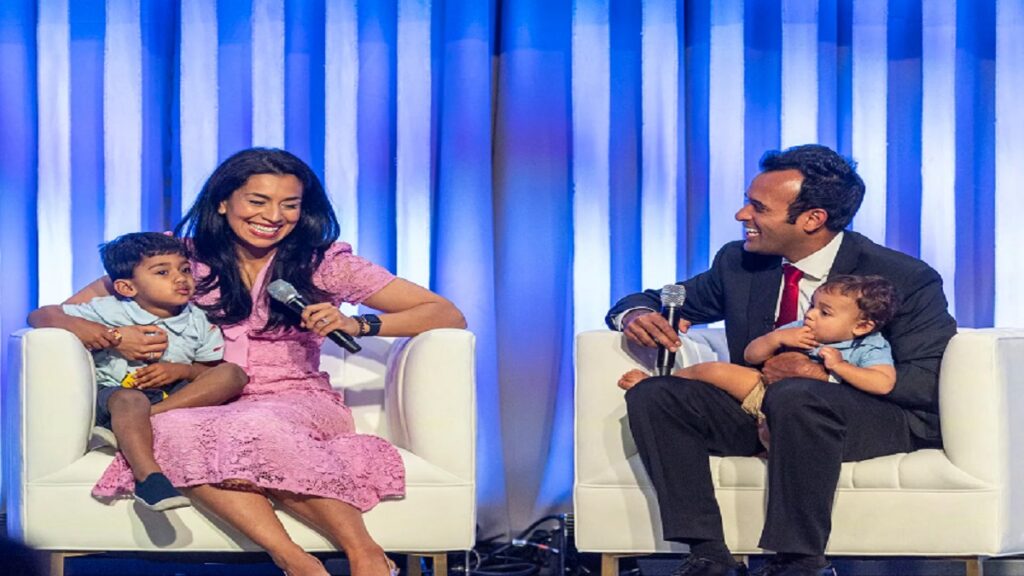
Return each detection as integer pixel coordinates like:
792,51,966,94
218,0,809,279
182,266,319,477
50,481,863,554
267,279,298,303
660,284,687,307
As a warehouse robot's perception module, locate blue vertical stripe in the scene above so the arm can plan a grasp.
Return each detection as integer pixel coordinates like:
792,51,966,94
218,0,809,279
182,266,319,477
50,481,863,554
217,0,252,159
608,0,642,303
286,0,326,178
834,0,853,158
70,0,106,287
140,0,173,232
817,0,838,149
954,0,996,327
683,0,710,278
744,0,781,187
357,0,397,272
884,0,922,258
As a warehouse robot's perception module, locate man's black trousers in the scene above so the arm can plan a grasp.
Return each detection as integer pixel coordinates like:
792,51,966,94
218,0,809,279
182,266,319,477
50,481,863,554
624,375,916,555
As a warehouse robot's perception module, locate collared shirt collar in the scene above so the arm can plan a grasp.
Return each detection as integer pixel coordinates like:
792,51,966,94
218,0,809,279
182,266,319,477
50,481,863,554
121,299,193,336
785,231,845,281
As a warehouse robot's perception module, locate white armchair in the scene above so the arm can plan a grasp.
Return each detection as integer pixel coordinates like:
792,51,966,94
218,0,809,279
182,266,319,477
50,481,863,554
574,328,1024,575
3,327,477,576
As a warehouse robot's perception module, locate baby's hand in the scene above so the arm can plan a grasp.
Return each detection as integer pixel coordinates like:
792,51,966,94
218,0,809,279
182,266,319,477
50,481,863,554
775,325,820,350
817,346,844,370
618,369,650,391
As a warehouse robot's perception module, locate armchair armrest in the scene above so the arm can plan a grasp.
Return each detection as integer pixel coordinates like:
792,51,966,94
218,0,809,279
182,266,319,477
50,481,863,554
573,330,720,482
384,328,476,482
3,329,95,485
939,328,1024,485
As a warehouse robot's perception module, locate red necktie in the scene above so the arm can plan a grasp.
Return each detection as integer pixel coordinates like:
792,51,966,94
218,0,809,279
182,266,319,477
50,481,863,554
775,263,804,328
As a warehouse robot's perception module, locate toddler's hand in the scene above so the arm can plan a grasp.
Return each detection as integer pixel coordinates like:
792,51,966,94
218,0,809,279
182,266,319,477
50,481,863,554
775,325,820,350
132,362,190,389
817,346,844,370
618,369,650,391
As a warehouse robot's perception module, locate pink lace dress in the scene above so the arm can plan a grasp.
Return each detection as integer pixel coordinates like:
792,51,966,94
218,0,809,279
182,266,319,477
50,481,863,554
92,243,406,511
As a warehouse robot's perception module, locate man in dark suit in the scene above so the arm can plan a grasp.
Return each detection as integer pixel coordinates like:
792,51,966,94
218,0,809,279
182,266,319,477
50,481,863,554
606,145,957,576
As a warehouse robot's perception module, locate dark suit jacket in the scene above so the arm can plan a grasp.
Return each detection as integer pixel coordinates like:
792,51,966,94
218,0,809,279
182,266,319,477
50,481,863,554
606,231,957,444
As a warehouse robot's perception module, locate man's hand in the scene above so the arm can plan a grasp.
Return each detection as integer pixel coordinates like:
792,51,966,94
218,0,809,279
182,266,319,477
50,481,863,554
773,325,820,350
762,351,829,385
132,362,191,389
622,310,691,350
114,325,169,362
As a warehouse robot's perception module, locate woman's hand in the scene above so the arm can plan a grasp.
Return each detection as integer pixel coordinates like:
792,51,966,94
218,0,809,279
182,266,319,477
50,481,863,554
300,302,360,337
132,362,191,389
114,325,169,362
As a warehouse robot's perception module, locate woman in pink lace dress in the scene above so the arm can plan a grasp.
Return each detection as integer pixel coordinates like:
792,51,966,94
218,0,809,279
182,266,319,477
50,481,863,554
31,149,466,576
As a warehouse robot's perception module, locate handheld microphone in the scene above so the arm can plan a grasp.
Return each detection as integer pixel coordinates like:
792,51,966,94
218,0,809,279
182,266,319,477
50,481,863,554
656,284,687,376
267,279,361,353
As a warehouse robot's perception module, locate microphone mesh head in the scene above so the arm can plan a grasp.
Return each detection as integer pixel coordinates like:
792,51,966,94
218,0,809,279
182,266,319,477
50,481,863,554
660,284,687,307
267,279,298,303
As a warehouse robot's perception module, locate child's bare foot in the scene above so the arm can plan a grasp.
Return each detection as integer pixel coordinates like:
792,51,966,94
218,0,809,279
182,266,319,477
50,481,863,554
618,369,650,390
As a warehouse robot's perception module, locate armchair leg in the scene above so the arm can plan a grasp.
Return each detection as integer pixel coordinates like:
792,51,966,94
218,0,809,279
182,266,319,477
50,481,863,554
406,553,449,576
48,553,65,576
964,557,983,576
601,554,619,576
47,552,88,576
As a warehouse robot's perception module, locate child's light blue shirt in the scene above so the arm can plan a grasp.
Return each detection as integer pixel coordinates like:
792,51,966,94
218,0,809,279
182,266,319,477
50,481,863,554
63,296,224,388
778,320,893,383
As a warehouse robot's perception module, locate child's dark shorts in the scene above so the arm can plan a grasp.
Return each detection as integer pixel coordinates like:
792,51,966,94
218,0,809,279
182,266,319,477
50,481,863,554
95,380,189,428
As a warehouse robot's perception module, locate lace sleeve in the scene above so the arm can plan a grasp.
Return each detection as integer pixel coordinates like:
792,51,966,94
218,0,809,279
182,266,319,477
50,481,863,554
314,243,396,305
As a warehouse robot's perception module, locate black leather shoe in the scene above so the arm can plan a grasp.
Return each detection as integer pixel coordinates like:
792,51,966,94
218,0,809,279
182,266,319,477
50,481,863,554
670,556,749,576
749,559,835,576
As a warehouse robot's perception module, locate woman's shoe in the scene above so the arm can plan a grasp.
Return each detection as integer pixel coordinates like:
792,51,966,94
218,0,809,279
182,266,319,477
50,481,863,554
385,556,399,576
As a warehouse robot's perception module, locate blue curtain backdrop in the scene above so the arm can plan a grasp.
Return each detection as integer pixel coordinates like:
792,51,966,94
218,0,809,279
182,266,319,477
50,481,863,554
2,0,1023,536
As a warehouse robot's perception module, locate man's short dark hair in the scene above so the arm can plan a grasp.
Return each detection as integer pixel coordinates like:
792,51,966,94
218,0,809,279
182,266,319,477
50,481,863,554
759,144,865,231
818,274,898,330
100,232,188,280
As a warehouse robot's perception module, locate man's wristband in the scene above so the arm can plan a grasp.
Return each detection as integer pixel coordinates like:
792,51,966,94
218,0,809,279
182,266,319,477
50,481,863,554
353,314,382,337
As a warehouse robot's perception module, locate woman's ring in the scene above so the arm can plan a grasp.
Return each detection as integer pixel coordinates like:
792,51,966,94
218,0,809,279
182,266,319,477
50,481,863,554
317,317,329,327
148,351,157,361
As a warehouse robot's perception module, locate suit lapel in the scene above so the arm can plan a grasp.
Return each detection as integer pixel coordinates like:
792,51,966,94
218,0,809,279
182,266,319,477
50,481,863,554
829,231,864,276
745,252,783,342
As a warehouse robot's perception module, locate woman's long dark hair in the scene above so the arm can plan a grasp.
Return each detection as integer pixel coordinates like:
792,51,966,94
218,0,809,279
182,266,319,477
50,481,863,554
174,148,341,330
